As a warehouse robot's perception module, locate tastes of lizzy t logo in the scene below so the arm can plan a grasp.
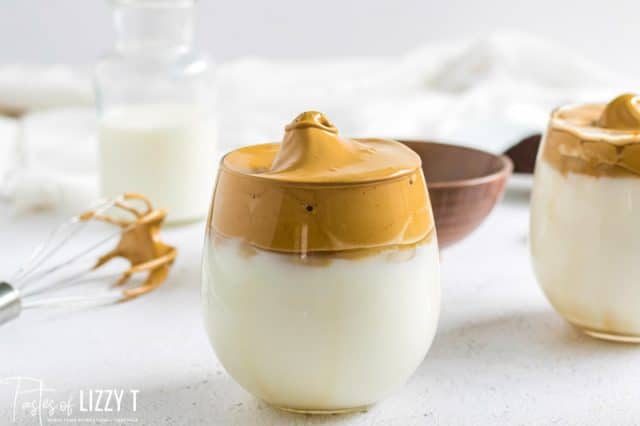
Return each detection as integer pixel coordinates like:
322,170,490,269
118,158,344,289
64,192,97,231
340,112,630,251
1,377,139,425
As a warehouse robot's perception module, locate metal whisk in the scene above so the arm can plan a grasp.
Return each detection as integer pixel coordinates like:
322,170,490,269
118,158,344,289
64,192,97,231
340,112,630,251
0,193,177,326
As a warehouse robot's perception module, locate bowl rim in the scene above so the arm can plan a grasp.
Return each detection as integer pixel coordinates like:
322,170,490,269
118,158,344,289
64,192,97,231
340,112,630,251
397,140,514,189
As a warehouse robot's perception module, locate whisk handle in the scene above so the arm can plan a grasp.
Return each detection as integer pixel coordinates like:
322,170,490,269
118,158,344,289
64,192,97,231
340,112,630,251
0,282,21,326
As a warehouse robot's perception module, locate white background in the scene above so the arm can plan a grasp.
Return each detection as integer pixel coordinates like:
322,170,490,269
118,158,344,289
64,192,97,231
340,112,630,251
3,2,640,425
0,0,638,70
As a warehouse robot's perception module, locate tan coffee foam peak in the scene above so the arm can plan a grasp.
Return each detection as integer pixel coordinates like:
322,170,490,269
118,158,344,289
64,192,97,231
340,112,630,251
542,95,640,177
210,111,435,253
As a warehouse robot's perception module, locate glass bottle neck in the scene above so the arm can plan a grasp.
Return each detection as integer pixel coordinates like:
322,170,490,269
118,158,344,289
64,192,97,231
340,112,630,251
112,0,195,53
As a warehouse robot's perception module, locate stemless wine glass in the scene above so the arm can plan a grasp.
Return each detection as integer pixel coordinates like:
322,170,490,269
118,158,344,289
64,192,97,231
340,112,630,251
202,111,441,413
531,94,640,342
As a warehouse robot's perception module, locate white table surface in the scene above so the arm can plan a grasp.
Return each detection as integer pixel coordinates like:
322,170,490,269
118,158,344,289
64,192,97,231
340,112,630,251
1,184,639,426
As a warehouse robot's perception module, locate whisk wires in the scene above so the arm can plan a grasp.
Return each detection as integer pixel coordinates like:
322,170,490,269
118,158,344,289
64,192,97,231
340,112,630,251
7,193,177,311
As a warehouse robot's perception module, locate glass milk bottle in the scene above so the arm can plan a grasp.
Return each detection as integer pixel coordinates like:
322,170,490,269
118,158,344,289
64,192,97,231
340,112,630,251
95,0,216,223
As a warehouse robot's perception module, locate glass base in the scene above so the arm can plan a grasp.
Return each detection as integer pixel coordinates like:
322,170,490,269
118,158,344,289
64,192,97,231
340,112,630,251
273,404,370,415
581,327,640,343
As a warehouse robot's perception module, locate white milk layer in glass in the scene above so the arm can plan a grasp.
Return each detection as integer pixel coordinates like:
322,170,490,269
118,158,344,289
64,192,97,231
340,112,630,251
531,160,640,336
202,238,440,411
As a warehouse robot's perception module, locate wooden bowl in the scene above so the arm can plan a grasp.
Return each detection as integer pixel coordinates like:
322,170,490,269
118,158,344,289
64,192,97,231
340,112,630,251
399,140,513,248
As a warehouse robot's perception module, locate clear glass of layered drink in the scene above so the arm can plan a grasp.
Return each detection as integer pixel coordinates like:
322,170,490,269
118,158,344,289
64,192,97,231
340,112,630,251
531,94,640,342
202,111,441,413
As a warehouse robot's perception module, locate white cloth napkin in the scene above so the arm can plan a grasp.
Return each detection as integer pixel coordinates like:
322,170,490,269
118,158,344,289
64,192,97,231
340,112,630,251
0,31,635,215
0,64,93,116
1,108,98,214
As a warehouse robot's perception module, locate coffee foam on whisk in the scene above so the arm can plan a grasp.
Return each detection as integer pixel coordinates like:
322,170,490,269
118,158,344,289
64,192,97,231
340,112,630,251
0,193,177,325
